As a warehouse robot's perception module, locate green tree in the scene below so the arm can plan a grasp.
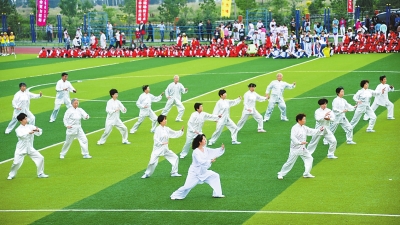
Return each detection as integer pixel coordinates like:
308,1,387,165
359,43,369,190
28,0,37,15
181,5,194,20
157,0,186,24
308,0,326,15
102,4,116,23
198,0,218,23
79,0,94,14
270,0,290,24
234,0,257,13
120,0,136,25
59,0,79,27
330,0,348,20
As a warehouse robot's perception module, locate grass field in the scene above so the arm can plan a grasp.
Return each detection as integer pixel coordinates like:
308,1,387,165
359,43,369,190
0,54,399,225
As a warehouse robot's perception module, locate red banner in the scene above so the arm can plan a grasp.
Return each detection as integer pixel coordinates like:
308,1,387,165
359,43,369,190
136,0,149,24
347,0,354,13
36,0,48,26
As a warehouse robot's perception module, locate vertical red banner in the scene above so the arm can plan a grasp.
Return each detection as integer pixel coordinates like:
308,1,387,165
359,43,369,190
136,0,149,24
347,0,354,13
36,0,48,26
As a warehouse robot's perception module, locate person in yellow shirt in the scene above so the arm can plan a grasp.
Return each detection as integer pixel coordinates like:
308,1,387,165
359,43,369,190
3,33,9,56
9,32,16,55
0,33,6,56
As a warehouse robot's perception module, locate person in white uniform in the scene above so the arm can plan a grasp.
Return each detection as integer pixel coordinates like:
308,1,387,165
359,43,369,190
60,98,92,159
180,103,221,159
208,89,241,145
171,134,225,200
5,83,42,134
306,99,338,159
350,80,385,132
97,89,130,145
330,87,357,144
130,85,163,134
277,113,324,180
161,75,188,122
363,75,395,120
141,115,184,179
7,113,48,180
264,73,296,122
49,72,77,122
236,83,268,138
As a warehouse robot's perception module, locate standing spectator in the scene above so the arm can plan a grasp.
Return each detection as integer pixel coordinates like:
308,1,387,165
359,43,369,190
146,21,154,42
100,30,106,49
72,35,81,49
6,26,12,36
290,18,296,33
169,27,175,41
65,34,71,50
233,21,240,41
46,23,53,42
206,20,213,41
332,18,339,46
339,17,346,36
198,21,204,40
158,21,165,42
75,28,82,39
270,19,276,30
82,33,90,48
364,15,371,33
247,21,255,39
355,19,362,33
390,12,396,31
380,23,387,38
115,30,121,48
139,21,146,42
106,21,113,40
63,28,68,43
256,20,264,29
239,25,245,41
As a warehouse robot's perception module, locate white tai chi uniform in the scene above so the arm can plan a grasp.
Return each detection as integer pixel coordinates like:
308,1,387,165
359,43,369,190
264,80,295,121
350,88,380,131
307,108,337,157
277,123,323,177
130,93,162,133
208,97,241,144
236,90,267,132
97,99,129,144
8,124,44,178
5,90,41,134
161,82,188,121
180,111,220,158
143,125,184,177
50,79,76,122
60,107,90,157
364,84,394,120
171,146,225,199
331,96,356,142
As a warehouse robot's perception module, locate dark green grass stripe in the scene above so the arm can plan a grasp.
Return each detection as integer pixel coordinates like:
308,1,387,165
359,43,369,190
0,58,81,71
0,58,301,161
31,55,400,224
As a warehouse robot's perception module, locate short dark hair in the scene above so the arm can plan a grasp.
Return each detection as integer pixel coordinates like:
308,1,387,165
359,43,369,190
142,85,149,92
218,89,226,97
192,134,206,150
194,103,202,111
318,98,328,105
296,113,306,122
379,75,386,81
157,115,166,124
17,113,27,121
61,72,68,77
19,82,26,88
336,86,344,95
248,83,256,88
109,89,118,97
360,80,369,88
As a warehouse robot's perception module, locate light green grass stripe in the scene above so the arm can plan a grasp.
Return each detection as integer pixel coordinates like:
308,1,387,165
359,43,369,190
244,99,400,224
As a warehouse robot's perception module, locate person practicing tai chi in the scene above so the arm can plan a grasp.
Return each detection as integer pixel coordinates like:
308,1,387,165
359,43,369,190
161,75,188,122
141,115,184,179
264,73,296,122
5,83,42,134
171,134,226,200
180,103,221,159
363,75,395,120
60,98,92,159
7,113,48,180
307,98,338,159
49,72,77,123
277,113,324,180
130,85,163,134
350,80,385,132
97,89,130,145
208,89,241,146
236,83,268,137
330,87,357,145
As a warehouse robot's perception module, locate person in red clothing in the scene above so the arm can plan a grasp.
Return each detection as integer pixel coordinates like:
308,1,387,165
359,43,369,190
148,46,155,57
38,47,47,58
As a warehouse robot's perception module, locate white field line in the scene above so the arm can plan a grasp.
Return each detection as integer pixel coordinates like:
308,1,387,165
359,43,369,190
0,209,399,217
0,58,319,165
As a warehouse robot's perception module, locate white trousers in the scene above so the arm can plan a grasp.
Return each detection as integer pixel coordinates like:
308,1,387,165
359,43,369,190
161,99,185,120
130,111,158,133
304,42,312,56
144,150,179,176
60,129,89,156
340,26,345,36
170,172,222,199
278,148,313,177
264,99,287,120
330,117,354,142
6,110,35,133
98,120,128,144
180,132,196,158
50,99,72,122
333,34,339,47
9,150,44,178
364,101,394,119
350,106,376,130
236,110,263,132
307,131,337,156
209,118,238,143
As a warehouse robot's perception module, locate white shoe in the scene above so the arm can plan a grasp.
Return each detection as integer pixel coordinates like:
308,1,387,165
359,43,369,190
327,155,338,159
5,131,10,134
387,117,395,120
171,197,183,200
175,119,183,122
179,155,185,159
129,130,136,134
346,141,357,145
363,117,369,121
141,174,149,179
277,175,283,180
122,141,131,145
7,176,13,180
97,141,104,145
171,173,182,177
258,129,266,133
38,173,49,178
281,118,289,121
49,120,55,123
323,142,329,145
303,174,315,178
83,154,92,159
212,195,225,198
366,129,375,133
232,141,241,145
208,141,214,146
263,118,269,122
60,155,65,159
